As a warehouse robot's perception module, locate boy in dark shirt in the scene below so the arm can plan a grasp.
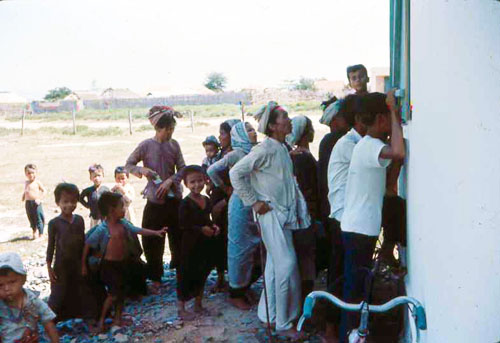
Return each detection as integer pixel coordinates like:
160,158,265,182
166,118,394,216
82,192,167,331
46,183,86,322
177,165,220,319
80,164,110,228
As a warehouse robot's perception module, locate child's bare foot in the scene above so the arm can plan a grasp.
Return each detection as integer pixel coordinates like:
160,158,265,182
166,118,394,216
32,232,36,240
97,321,106,333
228,297,251,310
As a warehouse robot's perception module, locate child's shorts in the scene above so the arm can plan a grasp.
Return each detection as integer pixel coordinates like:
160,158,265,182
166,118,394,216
25,200,44,234
100,260,125,299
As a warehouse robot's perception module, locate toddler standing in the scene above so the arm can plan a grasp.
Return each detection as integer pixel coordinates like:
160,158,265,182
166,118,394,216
80,164,110,228
22,163,46,240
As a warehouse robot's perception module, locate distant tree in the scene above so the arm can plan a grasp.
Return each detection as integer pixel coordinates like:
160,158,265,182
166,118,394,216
292,77,316,91
44,87,72,101
204,72,227,92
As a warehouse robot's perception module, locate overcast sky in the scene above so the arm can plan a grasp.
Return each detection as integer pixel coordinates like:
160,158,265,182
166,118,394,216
0,0,389,99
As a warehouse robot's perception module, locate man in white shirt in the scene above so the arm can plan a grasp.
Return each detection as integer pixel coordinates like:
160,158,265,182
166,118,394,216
324,98,367,340
230,102,303,339
339,90,405,342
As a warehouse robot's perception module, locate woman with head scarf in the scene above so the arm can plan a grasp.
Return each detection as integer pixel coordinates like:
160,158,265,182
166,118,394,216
286,115,319,305
125,105,185,292
207,121,259,310
208,118,241,291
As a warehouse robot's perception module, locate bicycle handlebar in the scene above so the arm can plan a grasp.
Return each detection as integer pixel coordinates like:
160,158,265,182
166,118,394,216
297,290,427,332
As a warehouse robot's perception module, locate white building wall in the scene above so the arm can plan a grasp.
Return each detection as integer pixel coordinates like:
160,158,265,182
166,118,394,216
406,1,500,342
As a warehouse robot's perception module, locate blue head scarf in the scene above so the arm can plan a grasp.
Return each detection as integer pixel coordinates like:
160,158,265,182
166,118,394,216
230,122,253,154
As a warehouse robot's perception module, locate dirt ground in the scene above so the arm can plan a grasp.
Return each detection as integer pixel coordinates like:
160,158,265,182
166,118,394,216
0,114,329,342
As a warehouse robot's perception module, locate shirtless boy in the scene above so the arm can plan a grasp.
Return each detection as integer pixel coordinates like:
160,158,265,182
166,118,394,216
82,191,167,331
22,164,46,240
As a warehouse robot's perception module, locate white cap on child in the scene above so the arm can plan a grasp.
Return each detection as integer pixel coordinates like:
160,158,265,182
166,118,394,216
0,252,27,275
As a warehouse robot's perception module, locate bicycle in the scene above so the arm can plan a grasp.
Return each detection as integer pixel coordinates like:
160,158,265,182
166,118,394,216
297,290,427,342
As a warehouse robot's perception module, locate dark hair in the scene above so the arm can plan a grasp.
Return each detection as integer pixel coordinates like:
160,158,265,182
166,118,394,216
264,106,287,136
346,64,368,81
88,164,104,175
182,165,205,185
338,94,360,127
155,114,176,130
356,93,389,127
114,166,129,177
0,268,14,276
320,96,338,112
54,183,80,203
300,116,314,143
219,122,232,135
24,163,37,172
98,191,123,217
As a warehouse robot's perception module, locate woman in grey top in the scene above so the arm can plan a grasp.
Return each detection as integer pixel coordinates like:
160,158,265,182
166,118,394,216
207,121,258,310
125,106,185,291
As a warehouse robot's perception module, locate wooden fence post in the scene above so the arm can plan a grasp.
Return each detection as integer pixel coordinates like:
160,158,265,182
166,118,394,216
72,109,77,134
190,110,194,132
21,109,26,136
128,109,133,135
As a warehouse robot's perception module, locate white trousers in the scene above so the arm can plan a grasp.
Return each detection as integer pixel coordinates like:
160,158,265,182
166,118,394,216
257,210,301,331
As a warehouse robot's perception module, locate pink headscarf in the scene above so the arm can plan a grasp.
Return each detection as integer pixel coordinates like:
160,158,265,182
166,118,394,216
148,106,176,127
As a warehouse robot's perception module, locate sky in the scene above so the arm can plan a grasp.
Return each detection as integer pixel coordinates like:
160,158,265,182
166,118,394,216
0,0,389,99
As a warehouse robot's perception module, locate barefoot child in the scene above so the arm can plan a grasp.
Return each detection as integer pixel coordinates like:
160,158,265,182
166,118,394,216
46,183,87,322
22,164,46,240
0,252,59,343
80,164,110,228
177,165,221,319
82,192,167,331
111,166,136,224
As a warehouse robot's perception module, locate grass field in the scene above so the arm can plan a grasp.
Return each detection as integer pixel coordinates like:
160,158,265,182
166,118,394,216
0,109,328,245
3,101,322,122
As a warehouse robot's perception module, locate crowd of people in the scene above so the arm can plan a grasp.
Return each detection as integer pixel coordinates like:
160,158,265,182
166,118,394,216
0,64,407,343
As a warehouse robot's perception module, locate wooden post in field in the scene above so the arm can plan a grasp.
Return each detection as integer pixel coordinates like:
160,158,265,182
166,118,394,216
21,109,26,136
190,110,194,132
128,109,133,135
239,101,245,122
72,109,76,134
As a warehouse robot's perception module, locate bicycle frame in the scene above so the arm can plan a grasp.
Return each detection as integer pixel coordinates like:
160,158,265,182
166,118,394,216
297,290,427,342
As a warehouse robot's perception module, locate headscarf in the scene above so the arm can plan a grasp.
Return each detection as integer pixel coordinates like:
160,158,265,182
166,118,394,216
286,115,309,146
220,118,241,134
254,101,279,134
319,99,344,126
148,105,176,127
230,122,253,154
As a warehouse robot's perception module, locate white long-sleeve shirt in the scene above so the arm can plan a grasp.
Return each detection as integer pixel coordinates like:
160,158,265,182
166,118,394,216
229,137,295,213
327,128,362,221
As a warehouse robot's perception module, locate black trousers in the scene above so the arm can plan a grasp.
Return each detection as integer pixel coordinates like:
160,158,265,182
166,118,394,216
25,200,44,234
325,218,345,323
142,198,181,282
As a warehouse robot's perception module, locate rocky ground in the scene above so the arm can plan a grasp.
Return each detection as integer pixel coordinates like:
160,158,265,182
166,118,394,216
17,237,326,343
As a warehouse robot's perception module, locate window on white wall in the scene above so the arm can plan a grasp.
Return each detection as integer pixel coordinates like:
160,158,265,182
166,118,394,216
389,0,411,123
